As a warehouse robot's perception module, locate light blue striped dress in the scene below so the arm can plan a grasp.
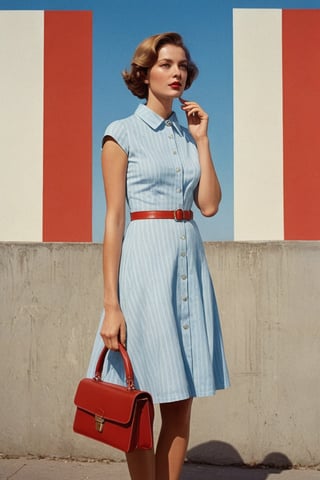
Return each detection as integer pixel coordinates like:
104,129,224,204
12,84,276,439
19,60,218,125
87,104,230,404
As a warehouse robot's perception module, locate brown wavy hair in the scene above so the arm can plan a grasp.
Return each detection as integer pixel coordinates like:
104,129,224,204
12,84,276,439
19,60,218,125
122,32,199,99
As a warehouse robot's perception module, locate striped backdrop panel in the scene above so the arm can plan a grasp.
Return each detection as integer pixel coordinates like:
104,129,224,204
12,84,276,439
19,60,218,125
2,9,320,242
0,10,92,242
233,8,320,241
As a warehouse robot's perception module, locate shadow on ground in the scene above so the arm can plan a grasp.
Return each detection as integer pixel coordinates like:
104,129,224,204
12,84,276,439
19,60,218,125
183,441,292,479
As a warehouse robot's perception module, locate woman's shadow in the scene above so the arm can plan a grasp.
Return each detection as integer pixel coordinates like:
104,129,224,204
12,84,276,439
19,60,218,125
182,441,292,479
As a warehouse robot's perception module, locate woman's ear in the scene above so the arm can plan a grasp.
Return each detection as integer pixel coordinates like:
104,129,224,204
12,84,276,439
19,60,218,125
137,69,149,84
142,71,149,85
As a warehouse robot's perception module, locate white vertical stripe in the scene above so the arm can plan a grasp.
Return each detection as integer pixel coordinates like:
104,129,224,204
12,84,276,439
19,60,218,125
233,9,284,240
0,11,43,241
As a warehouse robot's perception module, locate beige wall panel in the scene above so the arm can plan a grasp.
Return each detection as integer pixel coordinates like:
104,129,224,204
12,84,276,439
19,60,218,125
0,11,43,241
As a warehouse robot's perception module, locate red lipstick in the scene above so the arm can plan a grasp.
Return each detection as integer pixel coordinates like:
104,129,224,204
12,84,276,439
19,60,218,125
169,82,182,89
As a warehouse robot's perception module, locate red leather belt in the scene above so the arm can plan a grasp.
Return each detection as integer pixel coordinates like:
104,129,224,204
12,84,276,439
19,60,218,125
130,209,193,221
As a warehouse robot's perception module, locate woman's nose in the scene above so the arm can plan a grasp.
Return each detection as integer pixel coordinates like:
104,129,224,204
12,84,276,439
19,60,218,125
173,65,181,77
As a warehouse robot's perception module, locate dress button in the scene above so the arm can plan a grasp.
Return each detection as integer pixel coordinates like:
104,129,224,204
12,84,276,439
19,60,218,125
180,235,186,240
183,324,189,330
176,188,181,193
180,252,186,257
182,296,188,302
165,120,172,126
173,150,177,155
181,274,187,280
176,167,181,173
168,134,173,139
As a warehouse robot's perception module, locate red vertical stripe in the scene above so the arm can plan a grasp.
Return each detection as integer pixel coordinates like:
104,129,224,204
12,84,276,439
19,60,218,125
282,10,320,240
43,11,92,241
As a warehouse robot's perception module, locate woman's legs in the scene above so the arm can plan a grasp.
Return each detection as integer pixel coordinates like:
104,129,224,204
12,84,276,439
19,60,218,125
155,398,193,480
126,448,156,480
126,398,193,480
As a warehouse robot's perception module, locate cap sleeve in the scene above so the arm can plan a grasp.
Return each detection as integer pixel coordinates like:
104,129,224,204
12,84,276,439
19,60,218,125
102,120,129,154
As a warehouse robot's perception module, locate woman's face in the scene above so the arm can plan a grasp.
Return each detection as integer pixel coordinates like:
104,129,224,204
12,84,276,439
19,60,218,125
145,44,188,101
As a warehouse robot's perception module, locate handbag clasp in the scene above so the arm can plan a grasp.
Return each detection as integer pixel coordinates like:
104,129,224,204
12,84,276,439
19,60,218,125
95,415,105,433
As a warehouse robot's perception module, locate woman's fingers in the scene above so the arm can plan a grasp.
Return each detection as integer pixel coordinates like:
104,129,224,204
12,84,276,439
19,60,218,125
101,331,119,350
119,321,127,348
100,308,127,350
179,97,207,119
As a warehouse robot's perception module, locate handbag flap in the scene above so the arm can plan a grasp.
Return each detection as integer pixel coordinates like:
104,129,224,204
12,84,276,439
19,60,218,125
74,378,151,425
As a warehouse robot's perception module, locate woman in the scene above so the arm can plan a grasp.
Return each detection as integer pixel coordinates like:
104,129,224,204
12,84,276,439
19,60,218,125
87,32,230,480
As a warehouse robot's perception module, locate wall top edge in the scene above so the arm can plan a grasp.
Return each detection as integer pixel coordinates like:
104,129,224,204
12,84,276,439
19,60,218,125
0,241,320,247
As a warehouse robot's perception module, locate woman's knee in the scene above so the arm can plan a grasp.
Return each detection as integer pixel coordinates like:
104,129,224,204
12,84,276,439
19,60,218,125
160,398,193,427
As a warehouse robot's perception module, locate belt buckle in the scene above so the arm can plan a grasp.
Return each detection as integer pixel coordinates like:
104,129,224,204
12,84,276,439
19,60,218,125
174,209,183,221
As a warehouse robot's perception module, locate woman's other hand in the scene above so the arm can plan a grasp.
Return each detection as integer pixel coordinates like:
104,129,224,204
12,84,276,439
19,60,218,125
100,305,126,350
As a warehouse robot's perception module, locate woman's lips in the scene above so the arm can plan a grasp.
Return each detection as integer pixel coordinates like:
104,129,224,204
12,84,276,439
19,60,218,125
169,82,182,89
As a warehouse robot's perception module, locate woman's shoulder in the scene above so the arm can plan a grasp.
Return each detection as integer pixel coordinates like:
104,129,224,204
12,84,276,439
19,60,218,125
102,112,139,151
104,115,129,130
104,111,139,135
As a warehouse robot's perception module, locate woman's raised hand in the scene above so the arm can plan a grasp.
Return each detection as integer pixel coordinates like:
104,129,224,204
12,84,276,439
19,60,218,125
179,97,209,142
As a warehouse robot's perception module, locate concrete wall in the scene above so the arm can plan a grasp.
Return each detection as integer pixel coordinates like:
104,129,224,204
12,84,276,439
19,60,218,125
0,242,319,467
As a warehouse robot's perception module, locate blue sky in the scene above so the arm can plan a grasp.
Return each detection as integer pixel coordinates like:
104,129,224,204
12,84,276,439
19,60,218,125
1,0,320,240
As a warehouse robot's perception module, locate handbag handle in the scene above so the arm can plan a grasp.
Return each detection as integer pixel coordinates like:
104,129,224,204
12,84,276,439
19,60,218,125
94,343,135,390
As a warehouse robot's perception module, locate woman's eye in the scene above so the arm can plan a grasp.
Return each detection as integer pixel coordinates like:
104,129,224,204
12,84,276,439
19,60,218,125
180,64,188,70
160,63,170,68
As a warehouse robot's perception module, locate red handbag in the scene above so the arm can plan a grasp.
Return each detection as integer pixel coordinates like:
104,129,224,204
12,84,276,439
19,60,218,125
73,344,154,452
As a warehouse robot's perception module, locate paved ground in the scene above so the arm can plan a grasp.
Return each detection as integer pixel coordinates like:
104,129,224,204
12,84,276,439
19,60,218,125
0,458,319,480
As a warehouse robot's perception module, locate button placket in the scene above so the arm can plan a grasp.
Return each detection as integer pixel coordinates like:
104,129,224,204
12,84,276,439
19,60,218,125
178,223,192,363
179,228,188,306
175,165,183,208
165,121,184,208
165,120,192,364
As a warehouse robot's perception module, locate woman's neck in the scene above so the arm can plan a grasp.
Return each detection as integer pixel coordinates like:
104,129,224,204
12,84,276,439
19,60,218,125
146,95,174,119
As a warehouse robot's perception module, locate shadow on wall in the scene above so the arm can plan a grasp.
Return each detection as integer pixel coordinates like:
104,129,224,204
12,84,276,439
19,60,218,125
187,441,292,476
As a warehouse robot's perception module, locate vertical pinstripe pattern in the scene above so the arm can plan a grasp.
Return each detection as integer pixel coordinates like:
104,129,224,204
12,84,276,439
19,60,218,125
0,11,44,241
87,105,230,403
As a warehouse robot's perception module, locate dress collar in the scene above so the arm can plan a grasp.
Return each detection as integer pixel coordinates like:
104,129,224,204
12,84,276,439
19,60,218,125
135,104,183,136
